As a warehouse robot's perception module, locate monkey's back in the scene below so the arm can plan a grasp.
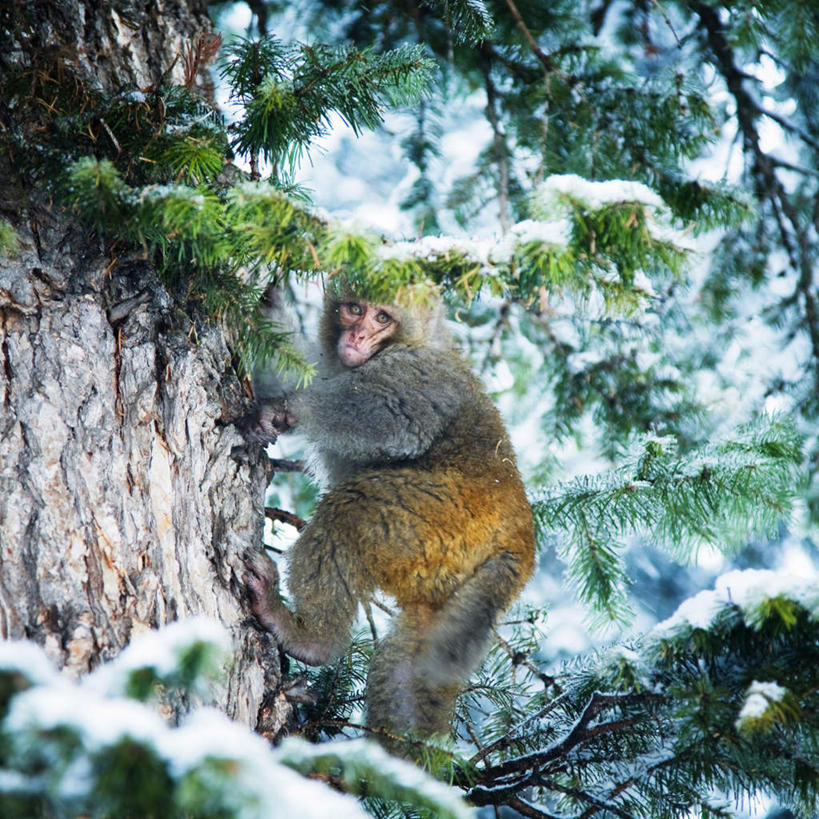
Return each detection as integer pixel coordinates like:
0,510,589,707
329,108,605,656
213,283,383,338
308,369,535,612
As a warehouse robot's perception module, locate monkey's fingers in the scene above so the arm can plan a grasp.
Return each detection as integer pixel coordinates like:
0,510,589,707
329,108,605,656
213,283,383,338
241,551,280,587
236,411,278,445
262,404,295,434
243,570,264,599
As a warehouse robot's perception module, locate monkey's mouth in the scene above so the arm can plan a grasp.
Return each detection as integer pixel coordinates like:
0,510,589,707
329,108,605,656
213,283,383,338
338,342,371,367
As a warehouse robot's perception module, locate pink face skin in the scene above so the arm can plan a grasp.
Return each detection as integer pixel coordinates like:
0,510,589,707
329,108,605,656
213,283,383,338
336,301,397,367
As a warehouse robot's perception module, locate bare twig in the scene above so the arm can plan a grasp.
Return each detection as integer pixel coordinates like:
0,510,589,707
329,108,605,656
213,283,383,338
469,691,645,786
264,506,307,531
269,458,308,473
691,2,819,383
503,0,554,71
648,0,682,47
364,603,380,647
182,33,223,89
370,597,396,617
483,68,511,233
756,103,819,152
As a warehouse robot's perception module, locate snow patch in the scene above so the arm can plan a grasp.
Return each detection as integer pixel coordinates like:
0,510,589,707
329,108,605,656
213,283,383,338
535,174,666,217
653,567,819,638
0,640,63,687
88,617,232,696
7,684,168,751
161,710,370,819
735,680,788,730
278,737,474,819
378,234,494,268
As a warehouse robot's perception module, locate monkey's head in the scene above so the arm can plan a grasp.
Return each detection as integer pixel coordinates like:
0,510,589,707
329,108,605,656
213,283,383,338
321,287,451,368
334,301,398,367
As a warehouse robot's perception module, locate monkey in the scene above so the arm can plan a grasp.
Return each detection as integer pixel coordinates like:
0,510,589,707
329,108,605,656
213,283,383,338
242,284,535,742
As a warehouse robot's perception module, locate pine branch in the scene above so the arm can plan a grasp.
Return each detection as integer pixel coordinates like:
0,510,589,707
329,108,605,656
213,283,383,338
268,458,308,473
453,566,819,816
423,0,494,42
470,692,645,788
531,416,803,618
225,38,435,171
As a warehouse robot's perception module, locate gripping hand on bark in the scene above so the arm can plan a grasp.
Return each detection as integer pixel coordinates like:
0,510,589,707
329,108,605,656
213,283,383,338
243,550,284,633
240,400,297,445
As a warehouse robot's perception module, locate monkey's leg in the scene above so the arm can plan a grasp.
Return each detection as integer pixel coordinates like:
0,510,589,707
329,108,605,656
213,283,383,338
421,551,525,684
366,552,525,740
366,608,460,742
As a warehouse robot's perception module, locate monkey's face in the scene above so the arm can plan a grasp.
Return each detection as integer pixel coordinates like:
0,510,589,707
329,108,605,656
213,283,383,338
336,301,397,367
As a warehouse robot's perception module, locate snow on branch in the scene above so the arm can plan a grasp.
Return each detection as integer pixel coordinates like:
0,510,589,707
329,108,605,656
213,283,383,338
0,621,471,818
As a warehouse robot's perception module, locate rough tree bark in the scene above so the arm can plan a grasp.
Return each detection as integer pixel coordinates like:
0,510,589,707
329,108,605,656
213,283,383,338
0,0,289,734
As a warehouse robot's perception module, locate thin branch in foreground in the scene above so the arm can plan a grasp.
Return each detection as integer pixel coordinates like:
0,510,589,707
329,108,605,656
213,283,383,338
509,796,560,819
494,630,559,691
473,691,644,783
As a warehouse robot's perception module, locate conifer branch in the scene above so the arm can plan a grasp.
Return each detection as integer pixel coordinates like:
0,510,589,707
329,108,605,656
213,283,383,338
532,416,803,618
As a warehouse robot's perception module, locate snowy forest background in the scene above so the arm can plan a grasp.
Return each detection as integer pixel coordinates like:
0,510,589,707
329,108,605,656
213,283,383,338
1,0,818,817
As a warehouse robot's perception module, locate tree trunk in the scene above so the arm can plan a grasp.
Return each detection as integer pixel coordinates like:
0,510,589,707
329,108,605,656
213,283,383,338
0,0,289,735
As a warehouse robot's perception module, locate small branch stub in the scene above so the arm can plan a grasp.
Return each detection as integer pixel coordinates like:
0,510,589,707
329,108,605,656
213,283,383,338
265,506,307,531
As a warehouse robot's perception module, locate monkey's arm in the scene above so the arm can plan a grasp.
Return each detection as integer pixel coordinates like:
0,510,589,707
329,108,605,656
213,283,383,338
242,286,320,443
295,348,468,462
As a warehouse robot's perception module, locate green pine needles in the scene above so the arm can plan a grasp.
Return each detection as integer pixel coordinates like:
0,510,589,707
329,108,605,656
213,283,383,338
1,23,708,380
451,571,819,817
221,37,435,172
532,415,804,624
0,32,433,377
0,622,472,819
281,556,819,817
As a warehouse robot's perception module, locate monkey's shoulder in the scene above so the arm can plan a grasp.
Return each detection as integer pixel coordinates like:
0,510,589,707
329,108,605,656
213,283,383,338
369,343,469,380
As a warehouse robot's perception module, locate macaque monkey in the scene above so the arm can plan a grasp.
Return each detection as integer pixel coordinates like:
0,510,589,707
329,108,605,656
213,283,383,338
243,285,535,740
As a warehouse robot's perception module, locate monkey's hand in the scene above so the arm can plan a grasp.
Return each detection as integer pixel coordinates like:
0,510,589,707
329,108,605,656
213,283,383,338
242,551,284,633
240,400,297,445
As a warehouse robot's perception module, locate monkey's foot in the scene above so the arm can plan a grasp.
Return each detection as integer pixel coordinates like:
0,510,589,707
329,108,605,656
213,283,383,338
242,551,281,621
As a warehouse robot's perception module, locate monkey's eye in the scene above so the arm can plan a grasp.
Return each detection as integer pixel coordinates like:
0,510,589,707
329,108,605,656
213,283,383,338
375,311,393,325
346,303,364,316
